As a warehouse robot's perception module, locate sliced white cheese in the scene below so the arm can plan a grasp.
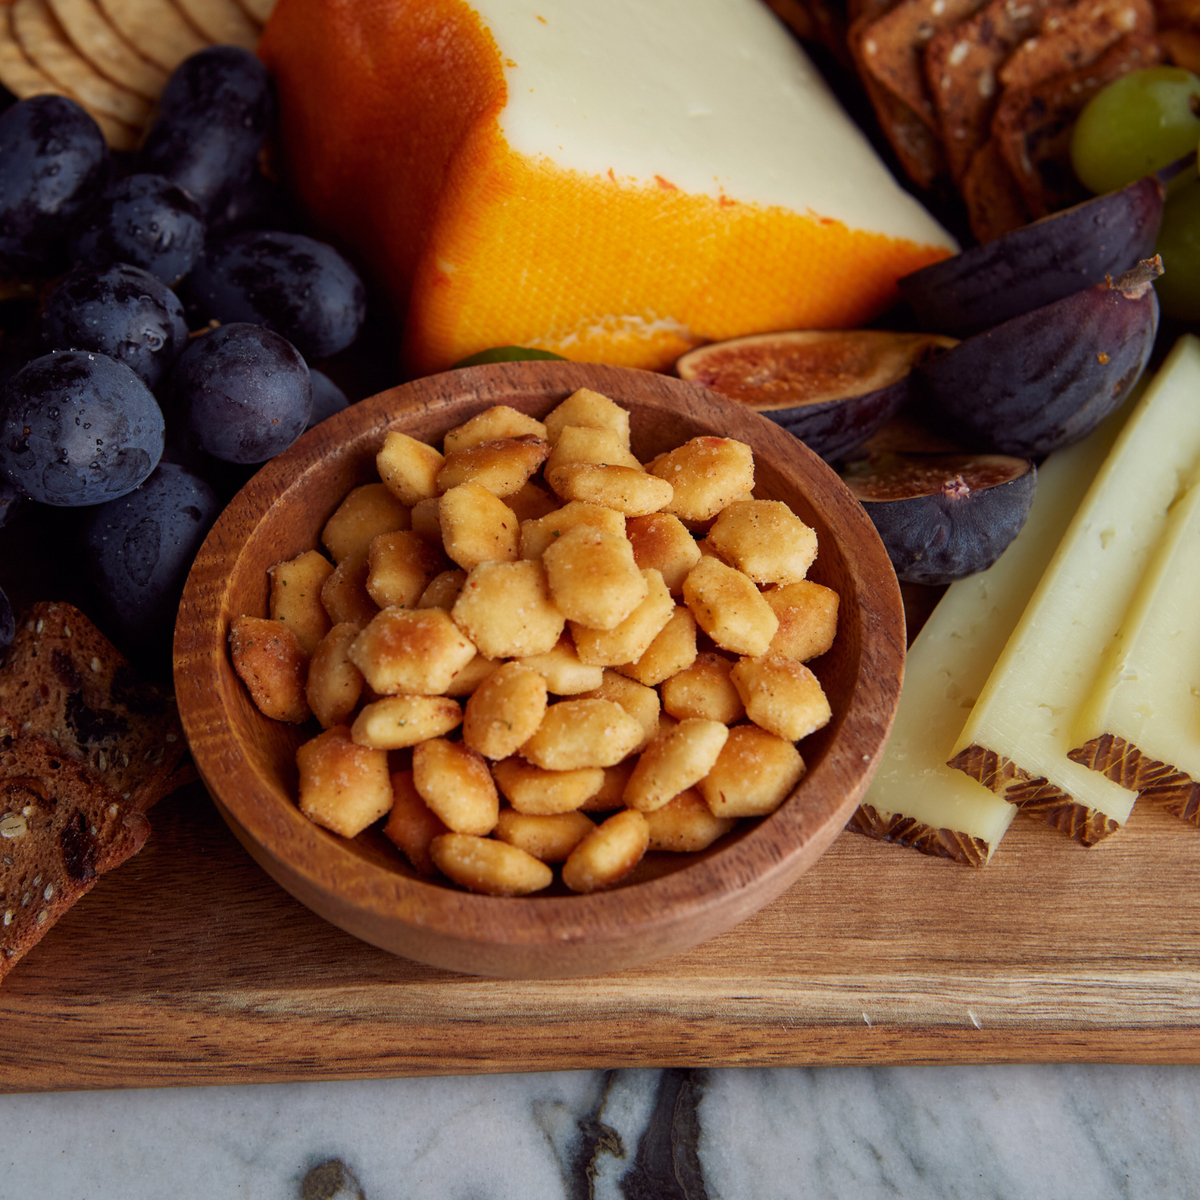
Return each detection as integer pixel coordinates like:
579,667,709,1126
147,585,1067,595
947,334,1200,841
857,389,1132,863
1070,469,1200,810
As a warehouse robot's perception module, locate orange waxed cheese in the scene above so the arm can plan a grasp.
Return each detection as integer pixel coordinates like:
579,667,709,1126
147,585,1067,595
259,0,955,375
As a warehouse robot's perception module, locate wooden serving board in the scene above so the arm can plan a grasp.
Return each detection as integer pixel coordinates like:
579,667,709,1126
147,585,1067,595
3,773,1199,1092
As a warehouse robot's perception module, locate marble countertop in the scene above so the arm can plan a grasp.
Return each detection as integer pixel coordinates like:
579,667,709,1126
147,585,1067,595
7,1064,1200,1198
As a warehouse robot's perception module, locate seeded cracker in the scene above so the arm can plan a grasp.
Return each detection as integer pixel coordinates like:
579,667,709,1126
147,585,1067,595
848,4,947,187
924,0,1052,185
0,726,151,982
961,136,1032,239
991,31,1161,217
0,602,194,814
857,0,990,130
997,0,1156,89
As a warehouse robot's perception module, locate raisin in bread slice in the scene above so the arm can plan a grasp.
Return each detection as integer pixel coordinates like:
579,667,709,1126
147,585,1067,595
0,727,151,981
0,602,194,812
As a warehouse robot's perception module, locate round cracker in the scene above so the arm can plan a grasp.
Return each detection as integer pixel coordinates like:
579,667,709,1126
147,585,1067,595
174,0,258,49
236,0,274,24
13,0,151,126
0,5,139,149
0,7,61,99
47,0,168,100
96,0,207,73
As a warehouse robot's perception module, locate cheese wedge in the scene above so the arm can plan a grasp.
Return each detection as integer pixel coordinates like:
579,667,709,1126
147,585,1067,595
1069,469,1200,824
947,335,1200,844
259,0,955,375
854,392,1132,865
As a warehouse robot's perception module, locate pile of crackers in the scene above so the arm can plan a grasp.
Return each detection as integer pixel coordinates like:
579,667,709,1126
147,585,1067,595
0,603,193,982
0,0,275,150
771,0,1200,241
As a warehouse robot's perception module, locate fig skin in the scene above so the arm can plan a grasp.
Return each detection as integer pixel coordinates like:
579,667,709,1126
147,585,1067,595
914,259,1161,459
844,453,1037,586
675,330,956,463
897,176,1164,336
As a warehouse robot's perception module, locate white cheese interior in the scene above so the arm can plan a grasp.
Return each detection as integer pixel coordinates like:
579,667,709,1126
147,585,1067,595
1073,470,1200,782
863,398,1131,856
481,0,955,247
951,336,1200,826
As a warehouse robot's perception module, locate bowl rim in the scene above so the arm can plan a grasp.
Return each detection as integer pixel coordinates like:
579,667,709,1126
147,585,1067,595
174,361,905,959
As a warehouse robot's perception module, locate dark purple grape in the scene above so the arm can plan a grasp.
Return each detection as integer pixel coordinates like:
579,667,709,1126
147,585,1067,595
0,94,110,275
307,368,349,429
206,167,294,238
167,323,311,464
135,45,273,217
41,263,190,390
82,462,220,654
0,350,164,506
69,173,206,286
185,230,367,359
0,478,22,530
0,584,13,651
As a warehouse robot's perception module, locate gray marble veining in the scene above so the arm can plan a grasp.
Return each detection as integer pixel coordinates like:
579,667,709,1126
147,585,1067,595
4,1065,1199,1199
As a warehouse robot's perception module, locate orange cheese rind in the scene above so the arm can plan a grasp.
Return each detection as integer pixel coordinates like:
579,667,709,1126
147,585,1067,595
260,0,956,374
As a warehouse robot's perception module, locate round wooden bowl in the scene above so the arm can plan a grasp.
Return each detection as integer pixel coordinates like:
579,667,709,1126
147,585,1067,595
174,362,905,979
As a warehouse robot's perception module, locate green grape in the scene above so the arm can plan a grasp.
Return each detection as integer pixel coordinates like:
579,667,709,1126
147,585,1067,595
1071,66,1200,195
1154,171,1200,321
451,345,568,368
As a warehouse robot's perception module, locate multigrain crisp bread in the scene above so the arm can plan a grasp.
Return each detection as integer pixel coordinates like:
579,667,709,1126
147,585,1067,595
925,0,1053,184
0,724,151,982
992,31,1162,216
0,602,194,813
998,0,1156,88
961,136,1033,237
857,0,991,129
849,5,947,187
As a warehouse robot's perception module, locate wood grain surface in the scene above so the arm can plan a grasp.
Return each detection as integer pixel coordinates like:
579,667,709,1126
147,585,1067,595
1,775,1198,1093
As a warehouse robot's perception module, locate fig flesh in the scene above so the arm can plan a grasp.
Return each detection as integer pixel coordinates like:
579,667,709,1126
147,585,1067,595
915,259,1161,459
675,330,956,462
897,176,1164,335
843,453,1037,586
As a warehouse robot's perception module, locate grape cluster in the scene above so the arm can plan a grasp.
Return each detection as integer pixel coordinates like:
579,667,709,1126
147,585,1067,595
0,46,371,669
1070,66,1200,322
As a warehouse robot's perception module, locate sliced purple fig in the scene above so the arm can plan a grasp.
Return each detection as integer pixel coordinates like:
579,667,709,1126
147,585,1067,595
914,259,1161,459
675,330,957,463
843,452,1037,586
897,175,1165,335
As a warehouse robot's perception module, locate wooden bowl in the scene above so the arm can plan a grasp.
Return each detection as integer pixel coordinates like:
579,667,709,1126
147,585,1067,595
174,362,905,979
